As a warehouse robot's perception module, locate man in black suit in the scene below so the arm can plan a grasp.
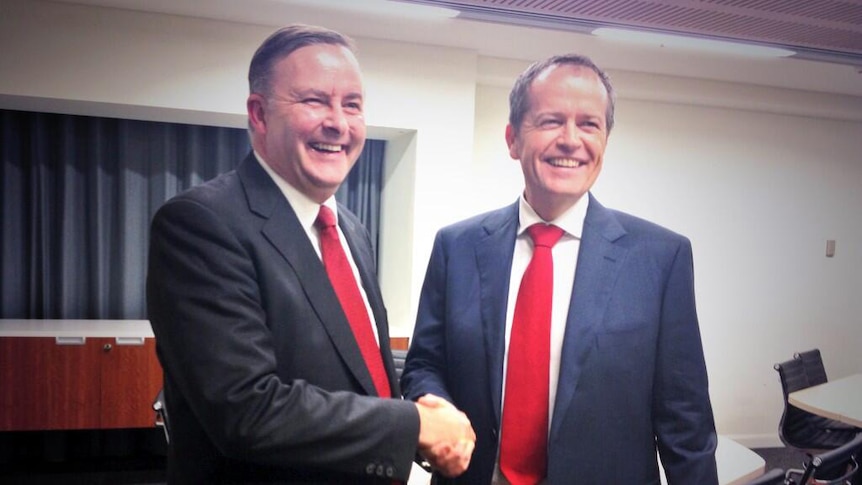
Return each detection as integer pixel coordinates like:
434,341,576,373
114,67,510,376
147,24,474,484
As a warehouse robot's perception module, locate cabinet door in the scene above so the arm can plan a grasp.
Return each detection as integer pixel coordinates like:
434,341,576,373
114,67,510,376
0,337,101,431
97,337,163,429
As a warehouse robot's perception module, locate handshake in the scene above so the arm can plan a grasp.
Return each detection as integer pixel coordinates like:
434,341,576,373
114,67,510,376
415,394,476,477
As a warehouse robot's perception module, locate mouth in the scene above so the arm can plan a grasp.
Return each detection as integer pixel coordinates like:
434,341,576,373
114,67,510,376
545,157,587,168
310,142,344,153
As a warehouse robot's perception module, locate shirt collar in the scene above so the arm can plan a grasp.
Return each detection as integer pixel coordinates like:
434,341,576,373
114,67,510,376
518,193,589,239
254,151,338,231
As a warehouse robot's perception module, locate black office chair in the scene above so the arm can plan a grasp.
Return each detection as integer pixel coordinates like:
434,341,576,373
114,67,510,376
392,348,407,379
152,387,170,444
746,468,786,485
786,432,862,485
774,358,858,450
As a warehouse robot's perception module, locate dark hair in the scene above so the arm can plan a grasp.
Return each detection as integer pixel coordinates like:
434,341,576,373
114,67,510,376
248,24,356,98
508,54,615,134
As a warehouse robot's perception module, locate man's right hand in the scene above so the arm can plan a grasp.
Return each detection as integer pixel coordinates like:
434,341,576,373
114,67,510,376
415,394,476,477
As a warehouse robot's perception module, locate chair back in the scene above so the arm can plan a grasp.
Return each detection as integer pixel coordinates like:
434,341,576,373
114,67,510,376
776,357,811,397
392,349,407,379
787,432,862,485
794,349,828,387
746,467,786,485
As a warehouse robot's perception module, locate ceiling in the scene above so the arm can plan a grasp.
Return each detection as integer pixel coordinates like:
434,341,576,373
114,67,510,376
401,0,862,66
48,0,862,97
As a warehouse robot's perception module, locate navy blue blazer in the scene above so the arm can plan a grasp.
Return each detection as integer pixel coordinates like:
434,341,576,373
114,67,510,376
147,153,418,484
401,194,718,484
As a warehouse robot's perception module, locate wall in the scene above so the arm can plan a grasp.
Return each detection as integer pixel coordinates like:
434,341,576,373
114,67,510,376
2,0,861,446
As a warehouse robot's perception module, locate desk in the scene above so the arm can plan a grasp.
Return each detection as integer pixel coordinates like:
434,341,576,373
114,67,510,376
788,373,862,428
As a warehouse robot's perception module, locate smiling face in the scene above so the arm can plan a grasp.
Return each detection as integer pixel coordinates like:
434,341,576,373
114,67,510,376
247,43,366,203
506,63,610,220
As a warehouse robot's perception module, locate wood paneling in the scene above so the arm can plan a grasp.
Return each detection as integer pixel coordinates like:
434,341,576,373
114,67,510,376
0,337,162,431
390,337,409,351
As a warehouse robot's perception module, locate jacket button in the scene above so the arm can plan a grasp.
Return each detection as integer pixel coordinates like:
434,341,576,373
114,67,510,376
376,464,385,476
365,463,376,475
386,466,395,477
491,427,498,439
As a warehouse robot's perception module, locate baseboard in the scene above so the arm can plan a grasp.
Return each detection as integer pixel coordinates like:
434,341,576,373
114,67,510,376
724,433,784,449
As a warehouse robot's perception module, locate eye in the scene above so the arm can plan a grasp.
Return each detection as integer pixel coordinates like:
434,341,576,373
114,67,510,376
581,119,602,131
538,118,561,128
303,97,324,106
344,101,363,113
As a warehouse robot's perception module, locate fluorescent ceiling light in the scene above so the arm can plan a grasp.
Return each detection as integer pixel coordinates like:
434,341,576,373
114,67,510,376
291,0,459,19
593,27,795,58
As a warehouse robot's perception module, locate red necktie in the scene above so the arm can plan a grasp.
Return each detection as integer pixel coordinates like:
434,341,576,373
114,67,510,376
500,223,565,485
315,205,392,398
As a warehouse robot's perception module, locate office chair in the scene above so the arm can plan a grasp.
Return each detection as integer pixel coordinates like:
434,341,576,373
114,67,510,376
785,432,862,485
774,358,858,450
152,387,170,444
746,468,786,485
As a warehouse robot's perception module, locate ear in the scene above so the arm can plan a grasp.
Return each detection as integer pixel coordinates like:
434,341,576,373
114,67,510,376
505,124,519,160
247,93,267,134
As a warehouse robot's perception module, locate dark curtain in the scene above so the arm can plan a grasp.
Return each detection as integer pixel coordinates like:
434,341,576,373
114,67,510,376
336,138,385,256
0,109,385,320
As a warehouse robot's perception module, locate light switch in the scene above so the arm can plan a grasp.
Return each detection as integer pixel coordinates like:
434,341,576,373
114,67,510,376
826,239,836,257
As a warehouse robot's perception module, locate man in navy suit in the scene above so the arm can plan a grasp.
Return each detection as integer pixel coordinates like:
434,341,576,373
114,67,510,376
401,53,718,484
147,24,474,484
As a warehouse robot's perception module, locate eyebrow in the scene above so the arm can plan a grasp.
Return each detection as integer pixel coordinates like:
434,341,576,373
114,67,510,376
291,88,363,101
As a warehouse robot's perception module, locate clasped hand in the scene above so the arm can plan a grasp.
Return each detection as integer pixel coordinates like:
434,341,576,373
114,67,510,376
415,394,476,477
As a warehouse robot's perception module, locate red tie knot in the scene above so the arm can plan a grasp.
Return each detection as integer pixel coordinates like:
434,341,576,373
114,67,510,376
316,205,337,230
527,223,564,249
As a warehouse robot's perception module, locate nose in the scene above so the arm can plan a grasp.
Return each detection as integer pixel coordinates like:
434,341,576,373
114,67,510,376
322,105,348,135
556,121,582,150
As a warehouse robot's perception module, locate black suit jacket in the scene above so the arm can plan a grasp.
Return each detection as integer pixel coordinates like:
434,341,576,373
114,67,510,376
147,153,419,484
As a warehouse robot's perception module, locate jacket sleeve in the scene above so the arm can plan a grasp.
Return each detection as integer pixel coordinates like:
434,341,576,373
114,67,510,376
652,238,719,484
400,230,456,404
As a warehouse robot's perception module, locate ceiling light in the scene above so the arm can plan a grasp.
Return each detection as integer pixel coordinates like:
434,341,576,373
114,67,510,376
593,27,795,58
291,0,459,19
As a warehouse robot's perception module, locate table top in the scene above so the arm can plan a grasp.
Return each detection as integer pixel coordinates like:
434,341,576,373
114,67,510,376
788,373,862,428
714,435,766,485
0,319,153,338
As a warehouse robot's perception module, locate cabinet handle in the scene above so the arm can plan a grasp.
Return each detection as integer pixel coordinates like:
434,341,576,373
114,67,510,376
115,337,145,346
55,336,86,345
103,343,113,352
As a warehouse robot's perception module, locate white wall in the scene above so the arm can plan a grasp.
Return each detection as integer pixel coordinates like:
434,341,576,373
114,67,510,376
2,0,861,446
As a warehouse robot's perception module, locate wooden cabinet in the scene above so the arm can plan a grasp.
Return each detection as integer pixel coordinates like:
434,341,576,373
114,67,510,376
0,320,162,431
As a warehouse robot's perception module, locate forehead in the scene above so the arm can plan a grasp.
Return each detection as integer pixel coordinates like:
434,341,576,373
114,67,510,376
527,64,608,109
273,43,363,87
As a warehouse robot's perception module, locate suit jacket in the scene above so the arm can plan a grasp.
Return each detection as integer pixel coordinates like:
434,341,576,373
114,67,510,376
147,153,419,484
401,194,718,484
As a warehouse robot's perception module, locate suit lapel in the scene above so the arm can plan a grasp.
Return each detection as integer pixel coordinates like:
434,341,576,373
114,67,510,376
475,202,519,425
238,155,378,396
550,194,628,442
